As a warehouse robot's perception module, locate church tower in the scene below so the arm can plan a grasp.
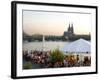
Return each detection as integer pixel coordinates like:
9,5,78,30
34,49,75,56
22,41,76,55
63,23,74,38
67,23,74,34
71,23,74,34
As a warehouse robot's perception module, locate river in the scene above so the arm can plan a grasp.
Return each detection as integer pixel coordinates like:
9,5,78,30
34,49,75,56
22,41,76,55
23,41,70,51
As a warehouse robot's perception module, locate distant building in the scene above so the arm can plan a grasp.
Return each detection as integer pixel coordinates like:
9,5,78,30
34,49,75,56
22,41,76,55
63,23,74,39
63,23,90,40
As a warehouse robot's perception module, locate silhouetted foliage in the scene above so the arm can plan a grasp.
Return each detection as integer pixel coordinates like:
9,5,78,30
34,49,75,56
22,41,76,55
50,49,64,63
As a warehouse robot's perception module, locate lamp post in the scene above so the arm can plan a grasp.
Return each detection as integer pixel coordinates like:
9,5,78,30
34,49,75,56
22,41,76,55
42,35,45,52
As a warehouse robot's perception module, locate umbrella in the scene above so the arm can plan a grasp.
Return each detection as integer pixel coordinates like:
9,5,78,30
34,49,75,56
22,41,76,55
61,38,91,53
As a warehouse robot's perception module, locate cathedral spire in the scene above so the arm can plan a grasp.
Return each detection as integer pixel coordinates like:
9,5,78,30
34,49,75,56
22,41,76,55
71,23,74,34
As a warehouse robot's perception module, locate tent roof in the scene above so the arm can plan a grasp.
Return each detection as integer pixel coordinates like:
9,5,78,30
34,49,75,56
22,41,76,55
61,38,91,53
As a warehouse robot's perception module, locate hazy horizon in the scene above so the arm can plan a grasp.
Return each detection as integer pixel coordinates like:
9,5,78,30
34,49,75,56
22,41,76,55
23,10,91,36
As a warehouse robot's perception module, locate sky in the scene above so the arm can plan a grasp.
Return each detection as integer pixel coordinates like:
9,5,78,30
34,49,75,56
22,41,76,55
23,10,91,36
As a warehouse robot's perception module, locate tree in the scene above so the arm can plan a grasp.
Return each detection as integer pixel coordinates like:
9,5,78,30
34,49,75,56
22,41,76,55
50,49,64,63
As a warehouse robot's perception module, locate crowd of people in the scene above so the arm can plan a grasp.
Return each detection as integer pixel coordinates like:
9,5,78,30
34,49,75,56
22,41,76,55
23,50,51,68
63,55,91,67
23,50,91,69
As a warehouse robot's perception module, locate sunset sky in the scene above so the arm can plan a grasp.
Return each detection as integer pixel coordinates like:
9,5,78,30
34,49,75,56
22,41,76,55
23,10,91,36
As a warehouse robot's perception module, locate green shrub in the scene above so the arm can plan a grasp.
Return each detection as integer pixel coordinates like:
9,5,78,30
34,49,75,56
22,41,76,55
50,49,64,63
23,62,33,69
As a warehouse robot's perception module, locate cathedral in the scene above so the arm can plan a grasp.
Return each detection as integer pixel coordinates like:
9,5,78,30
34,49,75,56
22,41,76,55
63,23,74,38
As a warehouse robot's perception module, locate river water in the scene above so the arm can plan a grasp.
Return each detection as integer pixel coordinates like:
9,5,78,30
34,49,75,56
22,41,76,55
23,41,69,51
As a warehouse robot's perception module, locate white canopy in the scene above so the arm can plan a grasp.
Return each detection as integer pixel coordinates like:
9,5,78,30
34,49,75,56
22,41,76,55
61,38,91,53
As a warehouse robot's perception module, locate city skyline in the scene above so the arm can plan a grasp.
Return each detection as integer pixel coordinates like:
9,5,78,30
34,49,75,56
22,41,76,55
23,10,91,36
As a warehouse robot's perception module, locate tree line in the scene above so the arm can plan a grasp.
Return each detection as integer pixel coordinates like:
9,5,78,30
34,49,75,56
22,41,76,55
23,34,90,42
